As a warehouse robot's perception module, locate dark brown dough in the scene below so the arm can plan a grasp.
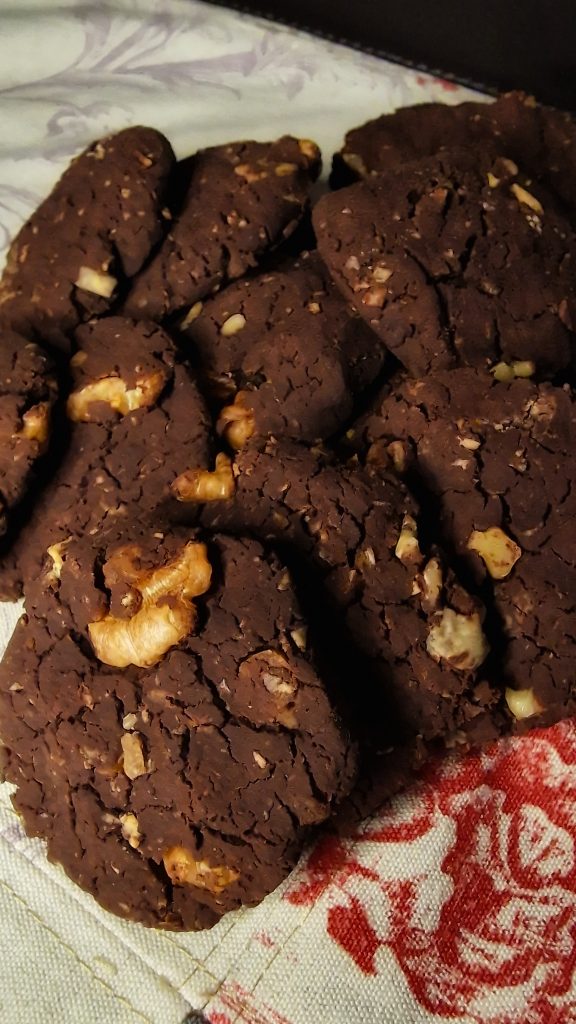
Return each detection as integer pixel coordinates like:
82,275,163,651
1,530,355,929
123,137,321,321
315,151,576,378
0,127,175,349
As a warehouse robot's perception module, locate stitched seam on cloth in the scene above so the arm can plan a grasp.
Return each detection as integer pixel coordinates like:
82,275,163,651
0,831,219,1005
0,876,154,1024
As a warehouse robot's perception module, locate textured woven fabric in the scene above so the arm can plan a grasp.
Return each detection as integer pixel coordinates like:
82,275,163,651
3,3,575,1023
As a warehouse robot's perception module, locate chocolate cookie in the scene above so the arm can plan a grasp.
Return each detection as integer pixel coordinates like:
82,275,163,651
0,330,57,537
1,530,355,928
356,368,576,734
123,137,321,321
0,317,212,599
197,441,498,752
177,251,387,451
333,91,576,216
0,128,175,348
314,151,576,378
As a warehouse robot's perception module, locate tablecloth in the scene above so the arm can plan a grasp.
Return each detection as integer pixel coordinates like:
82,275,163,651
1,3,575,1023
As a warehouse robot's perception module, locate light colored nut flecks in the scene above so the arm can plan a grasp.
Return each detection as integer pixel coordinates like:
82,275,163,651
505,687,544,721
217,393,255,450
172,453,235,503
18,403,50,448
467,527,522,579
67,371,166,421
239,649,299,727
89,542,211,668
510,183,544,215
120,813,142,848
355,546,376,573
492,360,535,382
180,301,203,329
274,162,298,176
290,627,308,651
342,152,368,177
234,163,268,183
220,313,246,337
426,608,489,671
387,441,407,473
298,138,320,162
45,537,72,583
75,266,118,299
418,558,444,612
120,733,147,780
395,514,424,566
253,751,268,769
163,846,239,893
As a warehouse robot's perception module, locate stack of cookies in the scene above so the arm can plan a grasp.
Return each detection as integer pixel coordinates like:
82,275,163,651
0,91,575,930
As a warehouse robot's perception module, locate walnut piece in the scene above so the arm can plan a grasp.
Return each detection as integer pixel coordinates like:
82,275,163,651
172,453,235,503
45,537,72,582
342,152,368,177
510,183,544,215
467,527,522,579
426,608,489,671
67,371,166,421
120,813,142,848
180,301,203,328
120,733,147,780
217,393,255,450
239,649,299,727
220,313,246,337
505,687,544,721
163,846,239,893
492,360,535,382
298,138,320,162
18,402,50,448
88,542,211,668
418,558,443,612
75,265,118,298
395,514,424,566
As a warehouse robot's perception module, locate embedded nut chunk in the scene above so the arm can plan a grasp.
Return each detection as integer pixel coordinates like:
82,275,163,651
75,266,118,299
342,152,368,177
120,813,142,848
418,558,443,612
88,542,212,668
505,686,545,721
45,537,72,583
275,162,298,176
234,163,268,183
395,514,424,566
180,301,203,328
467,527,522,579
220,313,246,337
492,360,535,382
298,138,320,162
217,393,255,450
426,608,489,671
387,441,407,473
67,371,166,421
510,183,544,215
238,650,299,727
19,402,50,447
172,453,235,503
163,846,239,894
120,733,147,780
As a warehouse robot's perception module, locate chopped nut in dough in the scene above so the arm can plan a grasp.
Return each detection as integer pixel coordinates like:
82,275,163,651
120,813,142,848
19,403,50,447
220,313,246,337
120,733,147,780
75,266,118,299
505,687,544,720
426,607,489,671
217,393,255,450
342,152,368,176
239,650,299,727
45,537,72,582
510,183,544,215
89,542,211,668
395,514,424,566
67,371,166,421
418,558,443,612
163,846,239,893
172,453,235,503
467,527,522,579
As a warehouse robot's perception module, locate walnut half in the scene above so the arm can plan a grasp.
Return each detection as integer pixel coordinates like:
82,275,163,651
88,541,211,668
171,453,235,503
67,371,166,422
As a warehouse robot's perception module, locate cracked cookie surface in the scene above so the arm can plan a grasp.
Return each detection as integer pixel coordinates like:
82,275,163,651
124,137,321,321
315,151,576,378
0,128,174,349
182,251,387,446
0,531,355,928
0,317,211,599
356,367,576,732
0,330,57,538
